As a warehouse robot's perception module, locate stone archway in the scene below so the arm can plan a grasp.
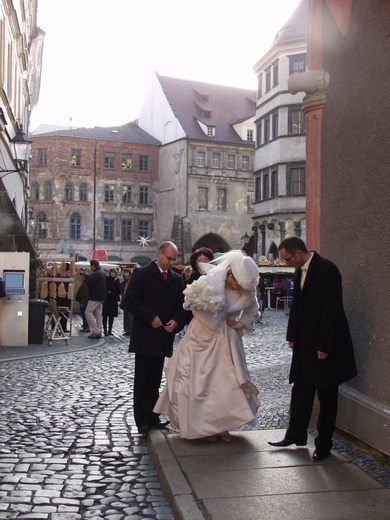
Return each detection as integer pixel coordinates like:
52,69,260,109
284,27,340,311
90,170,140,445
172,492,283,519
192,233,231,254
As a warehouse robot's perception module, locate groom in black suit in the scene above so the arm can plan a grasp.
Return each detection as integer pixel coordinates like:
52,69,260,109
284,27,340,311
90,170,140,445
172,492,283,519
268,237,357,460
124,241,186,434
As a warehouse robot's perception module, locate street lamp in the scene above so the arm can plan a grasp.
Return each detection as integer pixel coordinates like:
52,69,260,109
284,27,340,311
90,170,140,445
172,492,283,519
0,124,32,178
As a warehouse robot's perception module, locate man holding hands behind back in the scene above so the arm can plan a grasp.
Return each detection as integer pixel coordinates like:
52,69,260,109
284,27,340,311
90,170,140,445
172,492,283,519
268,237,357,461
124,241,186,435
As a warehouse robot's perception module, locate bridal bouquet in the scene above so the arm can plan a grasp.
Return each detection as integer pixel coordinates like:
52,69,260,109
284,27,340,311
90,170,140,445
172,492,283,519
183,279,223,315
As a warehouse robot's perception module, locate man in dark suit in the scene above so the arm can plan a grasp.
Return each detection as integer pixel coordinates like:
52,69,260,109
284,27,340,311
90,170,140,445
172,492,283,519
124,241,186,434
268,237,357,461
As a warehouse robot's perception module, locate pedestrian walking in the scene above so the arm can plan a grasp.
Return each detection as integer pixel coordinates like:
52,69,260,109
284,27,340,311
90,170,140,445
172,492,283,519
85,259,106,339
102,268,120,335
120,269,133,336
75,272,89,332
154,250,260,442
123,241,187,434
268,237,357,461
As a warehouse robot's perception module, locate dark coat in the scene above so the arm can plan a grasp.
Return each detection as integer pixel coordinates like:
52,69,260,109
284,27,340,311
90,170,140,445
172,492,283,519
85,267,106,301
287,252,357,389
124,261,186,358
102,276,120,316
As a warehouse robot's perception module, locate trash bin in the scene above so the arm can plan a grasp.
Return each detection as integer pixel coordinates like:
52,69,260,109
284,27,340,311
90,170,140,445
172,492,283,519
28,299,49,344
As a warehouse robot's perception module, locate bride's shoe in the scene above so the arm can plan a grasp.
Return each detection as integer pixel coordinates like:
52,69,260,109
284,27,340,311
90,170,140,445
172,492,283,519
219,432,232,443
205,435,217,443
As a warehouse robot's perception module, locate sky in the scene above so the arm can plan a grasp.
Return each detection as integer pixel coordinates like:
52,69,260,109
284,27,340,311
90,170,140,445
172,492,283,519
30,0,302,132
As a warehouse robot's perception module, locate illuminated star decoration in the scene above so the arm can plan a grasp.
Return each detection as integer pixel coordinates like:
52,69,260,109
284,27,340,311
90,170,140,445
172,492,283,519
138,235,150,247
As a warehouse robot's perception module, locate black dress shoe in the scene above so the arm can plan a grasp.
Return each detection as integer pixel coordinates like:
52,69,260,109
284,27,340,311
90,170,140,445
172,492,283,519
312,450,330,461
268,437,307,447
151,420,170,430
137,425,150,435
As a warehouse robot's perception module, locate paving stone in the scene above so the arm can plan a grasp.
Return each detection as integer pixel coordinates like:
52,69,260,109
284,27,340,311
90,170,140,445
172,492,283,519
0,312,389,520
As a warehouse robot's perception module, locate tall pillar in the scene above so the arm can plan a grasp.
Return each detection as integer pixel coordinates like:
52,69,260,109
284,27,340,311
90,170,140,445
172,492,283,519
302,95,326,251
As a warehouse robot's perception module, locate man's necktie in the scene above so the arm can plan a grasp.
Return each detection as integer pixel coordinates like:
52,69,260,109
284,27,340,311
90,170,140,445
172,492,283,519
161,271,167,281
300,267,307,289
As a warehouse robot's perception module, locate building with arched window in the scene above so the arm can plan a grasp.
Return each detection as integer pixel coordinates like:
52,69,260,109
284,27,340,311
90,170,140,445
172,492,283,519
29,123,161,261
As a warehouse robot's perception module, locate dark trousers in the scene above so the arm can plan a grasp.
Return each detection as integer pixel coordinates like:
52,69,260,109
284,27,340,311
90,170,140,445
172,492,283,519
286,376,338,453
102,315,114,334
133,353,165,428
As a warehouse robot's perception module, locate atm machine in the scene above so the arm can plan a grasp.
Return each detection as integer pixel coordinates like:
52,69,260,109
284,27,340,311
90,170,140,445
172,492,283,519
0,252,30,346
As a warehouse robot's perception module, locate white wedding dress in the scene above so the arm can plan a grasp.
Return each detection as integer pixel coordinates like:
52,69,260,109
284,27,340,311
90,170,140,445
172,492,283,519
154,267,260,440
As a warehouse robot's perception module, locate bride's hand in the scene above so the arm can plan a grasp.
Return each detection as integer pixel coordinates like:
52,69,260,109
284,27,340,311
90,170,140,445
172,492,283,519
226,319,237,327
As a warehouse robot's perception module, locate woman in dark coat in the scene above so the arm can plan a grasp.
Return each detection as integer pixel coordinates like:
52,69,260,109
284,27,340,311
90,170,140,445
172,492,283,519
102,269,120,335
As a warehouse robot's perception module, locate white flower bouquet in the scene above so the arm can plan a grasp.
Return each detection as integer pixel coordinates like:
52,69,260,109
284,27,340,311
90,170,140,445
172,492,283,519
183,279,224,315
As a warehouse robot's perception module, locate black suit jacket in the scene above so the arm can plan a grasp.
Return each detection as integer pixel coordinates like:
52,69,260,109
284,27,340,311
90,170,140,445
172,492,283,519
287,252,357,389
124,261,186,358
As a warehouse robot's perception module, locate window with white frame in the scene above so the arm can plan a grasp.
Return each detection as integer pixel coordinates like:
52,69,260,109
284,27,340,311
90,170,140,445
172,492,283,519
227,154,235,169
242,156,250,171
104,184,115,203
289,53,306,75
289,107,305,135
287,166,306,196
212,153,221,168
196,151,205,167
247,129,254,141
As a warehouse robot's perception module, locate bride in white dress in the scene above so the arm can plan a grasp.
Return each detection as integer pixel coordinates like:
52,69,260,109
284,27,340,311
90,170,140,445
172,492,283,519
154,251,260,441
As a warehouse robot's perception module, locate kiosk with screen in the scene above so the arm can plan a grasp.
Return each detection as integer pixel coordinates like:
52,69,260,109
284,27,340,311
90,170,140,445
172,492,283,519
3,270,25,295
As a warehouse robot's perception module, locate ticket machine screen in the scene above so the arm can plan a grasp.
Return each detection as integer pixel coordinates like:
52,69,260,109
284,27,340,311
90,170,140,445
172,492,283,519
3,270,25,295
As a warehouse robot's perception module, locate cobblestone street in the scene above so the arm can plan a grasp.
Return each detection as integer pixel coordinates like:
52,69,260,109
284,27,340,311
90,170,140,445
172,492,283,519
1,310,389,518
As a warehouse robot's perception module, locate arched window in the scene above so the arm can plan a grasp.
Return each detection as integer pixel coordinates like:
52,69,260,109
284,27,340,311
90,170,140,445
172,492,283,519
44,180,52,201
70,213,81,240
65,181,74,201
79,182,88,202
31,181,39,201
37,212,48,239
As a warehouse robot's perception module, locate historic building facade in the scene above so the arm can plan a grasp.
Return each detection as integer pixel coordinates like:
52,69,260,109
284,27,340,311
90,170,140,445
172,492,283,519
29,124,161,263
0,0,43,255
138,73,256,262
252,0,307,262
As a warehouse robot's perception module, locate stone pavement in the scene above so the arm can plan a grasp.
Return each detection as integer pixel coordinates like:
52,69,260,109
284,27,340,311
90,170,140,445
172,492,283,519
0,310,389,519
